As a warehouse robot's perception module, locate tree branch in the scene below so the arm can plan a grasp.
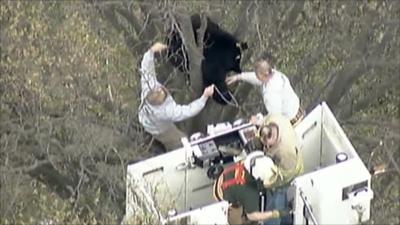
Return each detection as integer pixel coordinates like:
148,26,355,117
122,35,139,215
343,118,400,130
339,75,399,119
15,159,77,199
278,0,305,32
95,4,137,56
233,0,256,40
114,7,143,37
306,67,338,112
174,12,204,96
383,140,400,175
137,1,165,42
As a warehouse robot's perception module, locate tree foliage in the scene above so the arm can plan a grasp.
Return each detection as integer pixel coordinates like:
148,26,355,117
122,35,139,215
0,0,399,224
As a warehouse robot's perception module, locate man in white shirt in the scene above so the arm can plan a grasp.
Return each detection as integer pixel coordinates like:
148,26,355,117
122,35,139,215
138,42,215,150
226,53,304,126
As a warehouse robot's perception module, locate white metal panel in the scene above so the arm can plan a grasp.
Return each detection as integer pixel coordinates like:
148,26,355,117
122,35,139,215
188,201,229,224
295,104,323,173
292,103,372,224
126,148,188,216
184,162,217,210
126,146,221,217
292,159,372,224
321,102,357,162
166,201,229,225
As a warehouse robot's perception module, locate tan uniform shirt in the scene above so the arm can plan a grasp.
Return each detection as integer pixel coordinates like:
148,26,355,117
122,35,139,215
262,114,303,188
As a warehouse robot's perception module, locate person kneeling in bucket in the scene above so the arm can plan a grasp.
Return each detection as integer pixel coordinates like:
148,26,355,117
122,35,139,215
213,151,291,225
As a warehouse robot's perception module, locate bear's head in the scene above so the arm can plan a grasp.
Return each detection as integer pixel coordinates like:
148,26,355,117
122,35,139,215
201,30,247,74
231,41,248,73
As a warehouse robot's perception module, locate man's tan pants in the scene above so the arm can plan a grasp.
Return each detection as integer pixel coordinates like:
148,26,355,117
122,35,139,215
228,205,252,225
153,125,186,151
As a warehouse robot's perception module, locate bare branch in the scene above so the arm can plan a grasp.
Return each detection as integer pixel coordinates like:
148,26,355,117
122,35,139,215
278,0,305,32
233,0,256,40
383,141,400,175
114,7,143,37
325,60,369,111
95,4,137,55
344,118,400,131
10,159,50,173
339,76,399,119
292,43,326,86
137,1,165,42
306,67,338,112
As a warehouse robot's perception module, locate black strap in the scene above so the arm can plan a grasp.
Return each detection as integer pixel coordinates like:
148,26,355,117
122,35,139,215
259,190,267,212
303,204,309,225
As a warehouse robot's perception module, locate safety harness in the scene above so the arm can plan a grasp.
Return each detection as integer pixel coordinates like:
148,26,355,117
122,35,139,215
213,163,247,201
221,162,247,190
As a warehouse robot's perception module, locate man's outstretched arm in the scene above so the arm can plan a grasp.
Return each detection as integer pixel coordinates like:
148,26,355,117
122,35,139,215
140,42,167,100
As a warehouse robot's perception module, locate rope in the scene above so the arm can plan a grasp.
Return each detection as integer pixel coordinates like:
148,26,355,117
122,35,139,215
214,85,239,108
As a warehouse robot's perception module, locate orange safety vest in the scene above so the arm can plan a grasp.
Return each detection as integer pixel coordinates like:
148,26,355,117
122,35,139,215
221,162,247,190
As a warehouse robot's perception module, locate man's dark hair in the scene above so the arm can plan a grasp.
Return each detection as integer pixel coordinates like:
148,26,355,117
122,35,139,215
257,52,274,68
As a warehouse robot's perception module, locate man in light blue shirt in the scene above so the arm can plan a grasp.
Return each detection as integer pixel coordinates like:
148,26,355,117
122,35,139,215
138,42,215,150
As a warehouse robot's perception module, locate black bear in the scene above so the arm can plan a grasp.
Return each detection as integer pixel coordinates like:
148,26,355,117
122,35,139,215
166,14,247,105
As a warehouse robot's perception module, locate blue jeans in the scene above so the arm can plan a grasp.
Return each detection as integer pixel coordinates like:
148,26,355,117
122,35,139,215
264,187,292,225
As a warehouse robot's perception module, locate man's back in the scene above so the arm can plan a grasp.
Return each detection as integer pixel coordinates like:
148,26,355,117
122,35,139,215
261,70,300,120
263,114,303,187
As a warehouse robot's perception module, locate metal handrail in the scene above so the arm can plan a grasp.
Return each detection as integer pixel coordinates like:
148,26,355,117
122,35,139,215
299,189,319,225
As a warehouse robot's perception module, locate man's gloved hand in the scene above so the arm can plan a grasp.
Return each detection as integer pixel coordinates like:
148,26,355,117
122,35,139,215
278,209,292,218
271,209,292,218
150,42,167,53
203,84,215,98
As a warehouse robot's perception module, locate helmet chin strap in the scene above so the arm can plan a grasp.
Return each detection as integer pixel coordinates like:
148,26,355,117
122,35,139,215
256,178,267,213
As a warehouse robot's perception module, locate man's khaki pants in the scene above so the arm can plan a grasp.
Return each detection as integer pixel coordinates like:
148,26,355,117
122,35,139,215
228,205,252,225
153,125,186,151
